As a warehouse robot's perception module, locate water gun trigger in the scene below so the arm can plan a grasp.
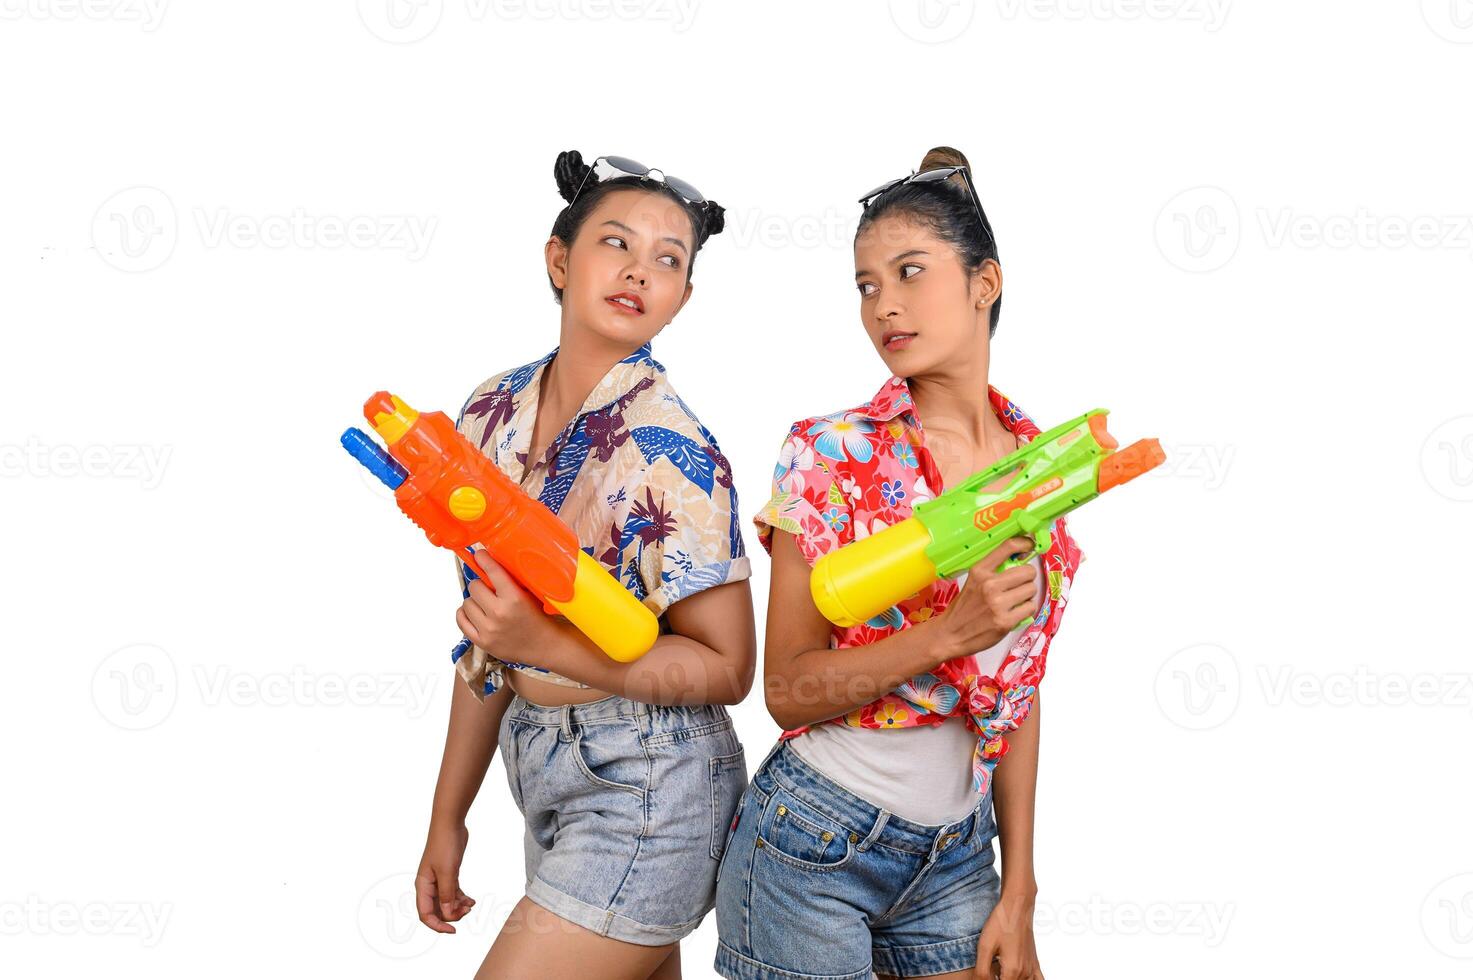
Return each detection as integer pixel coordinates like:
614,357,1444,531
997,526,1052,572
1001,526,1051,632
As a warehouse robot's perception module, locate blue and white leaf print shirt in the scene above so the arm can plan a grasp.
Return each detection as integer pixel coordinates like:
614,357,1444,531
450,342,751,698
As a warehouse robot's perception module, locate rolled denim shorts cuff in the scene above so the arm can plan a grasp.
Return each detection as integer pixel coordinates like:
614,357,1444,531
870,931,983,977
526,875,703,946
714,940,873,980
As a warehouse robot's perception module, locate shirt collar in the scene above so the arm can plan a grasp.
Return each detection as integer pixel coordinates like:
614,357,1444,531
511,341,663,474
856,375,1035,442
521,340,662,418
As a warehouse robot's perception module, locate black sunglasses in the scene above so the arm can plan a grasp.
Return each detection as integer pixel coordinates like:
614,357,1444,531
568,155,705,208
858,165,995,250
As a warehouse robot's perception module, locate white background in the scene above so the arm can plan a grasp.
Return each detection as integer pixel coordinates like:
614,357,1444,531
3,1,1472,977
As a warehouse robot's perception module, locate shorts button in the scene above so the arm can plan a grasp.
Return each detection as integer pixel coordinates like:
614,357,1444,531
756,837,766,848
848,832,859,843
776,805,787,816
820,831,833,842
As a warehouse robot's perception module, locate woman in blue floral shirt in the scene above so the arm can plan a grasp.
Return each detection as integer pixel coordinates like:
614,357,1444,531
415,152,756,980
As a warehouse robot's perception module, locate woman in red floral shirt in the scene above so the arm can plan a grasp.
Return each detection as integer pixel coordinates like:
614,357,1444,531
714,147,1082,980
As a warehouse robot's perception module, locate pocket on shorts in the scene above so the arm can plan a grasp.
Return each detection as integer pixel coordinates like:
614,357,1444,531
757,786,857,872
570,723,647,799
709,746,747,861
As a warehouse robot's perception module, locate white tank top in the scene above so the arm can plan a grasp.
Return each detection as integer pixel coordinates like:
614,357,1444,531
789,557,1043,826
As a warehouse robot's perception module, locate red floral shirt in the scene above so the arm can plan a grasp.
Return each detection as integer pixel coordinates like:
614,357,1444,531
753,376,1085,795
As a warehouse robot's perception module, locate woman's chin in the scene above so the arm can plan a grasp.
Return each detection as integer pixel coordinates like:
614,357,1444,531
581,310,662,349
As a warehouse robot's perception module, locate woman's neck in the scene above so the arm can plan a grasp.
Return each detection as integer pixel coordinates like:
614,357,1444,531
907,362,1011,455
541,327,640,419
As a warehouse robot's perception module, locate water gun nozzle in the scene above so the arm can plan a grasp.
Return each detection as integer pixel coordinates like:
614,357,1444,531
1097,438,1166,493
364,391,420,444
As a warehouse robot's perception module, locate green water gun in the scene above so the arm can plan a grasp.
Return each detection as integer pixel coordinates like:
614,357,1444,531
809,409,1165,629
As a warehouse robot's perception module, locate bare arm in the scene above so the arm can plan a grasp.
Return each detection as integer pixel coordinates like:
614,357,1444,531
528,578,757,705
418,673,515,934
991,691,1040,898
762,529,960,730
431,678,514,826
974,692,1044,978
459,550,757,706
761,528,1042,731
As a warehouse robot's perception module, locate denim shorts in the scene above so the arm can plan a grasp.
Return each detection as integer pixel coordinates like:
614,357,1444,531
714,740,1002,979
498,692,749,945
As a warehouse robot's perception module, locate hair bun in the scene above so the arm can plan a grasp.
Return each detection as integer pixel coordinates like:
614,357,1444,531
920,145,970,171
698,199,726,239
553,150,593,204
920,146,971,191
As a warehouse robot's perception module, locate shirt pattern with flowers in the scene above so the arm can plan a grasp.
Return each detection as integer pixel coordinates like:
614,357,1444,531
449,342,750,698
753,376,1085,796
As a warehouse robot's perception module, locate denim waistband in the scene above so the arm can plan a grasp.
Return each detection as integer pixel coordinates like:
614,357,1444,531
507,692,733,742
753,739,992,857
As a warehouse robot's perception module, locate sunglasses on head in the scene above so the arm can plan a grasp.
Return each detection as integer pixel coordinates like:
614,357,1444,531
569,155,706,208
858,165,995,251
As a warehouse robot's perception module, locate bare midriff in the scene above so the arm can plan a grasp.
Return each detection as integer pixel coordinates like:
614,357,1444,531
507,667,617,707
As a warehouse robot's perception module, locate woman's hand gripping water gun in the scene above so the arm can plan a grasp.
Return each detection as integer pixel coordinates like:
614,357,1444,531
341,391,659,663
809,408,1165,631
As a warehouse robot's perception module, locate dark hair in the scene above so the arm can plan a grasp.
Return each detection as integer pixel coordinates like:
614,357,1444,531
856,146,1003,337
546,150,726,304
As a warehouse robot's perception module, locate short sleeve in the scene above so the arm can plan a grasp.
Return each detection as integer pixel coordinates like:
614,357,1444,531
751,426,853,568
620,453,752,620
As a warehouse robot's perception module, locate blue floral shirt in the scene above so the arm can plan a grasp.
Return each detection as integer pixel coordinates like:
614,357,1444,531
450,342,750,697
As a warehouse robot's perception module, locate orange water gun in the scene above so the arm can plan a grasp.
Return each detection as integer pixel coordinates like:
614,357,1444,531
341,392,658,662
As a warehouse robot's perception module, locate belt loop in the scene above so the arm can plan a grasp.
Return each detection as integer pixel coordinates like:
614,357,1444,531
857,809,890,853
967,796,987,845
752,738,785,779
558,703,574,741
